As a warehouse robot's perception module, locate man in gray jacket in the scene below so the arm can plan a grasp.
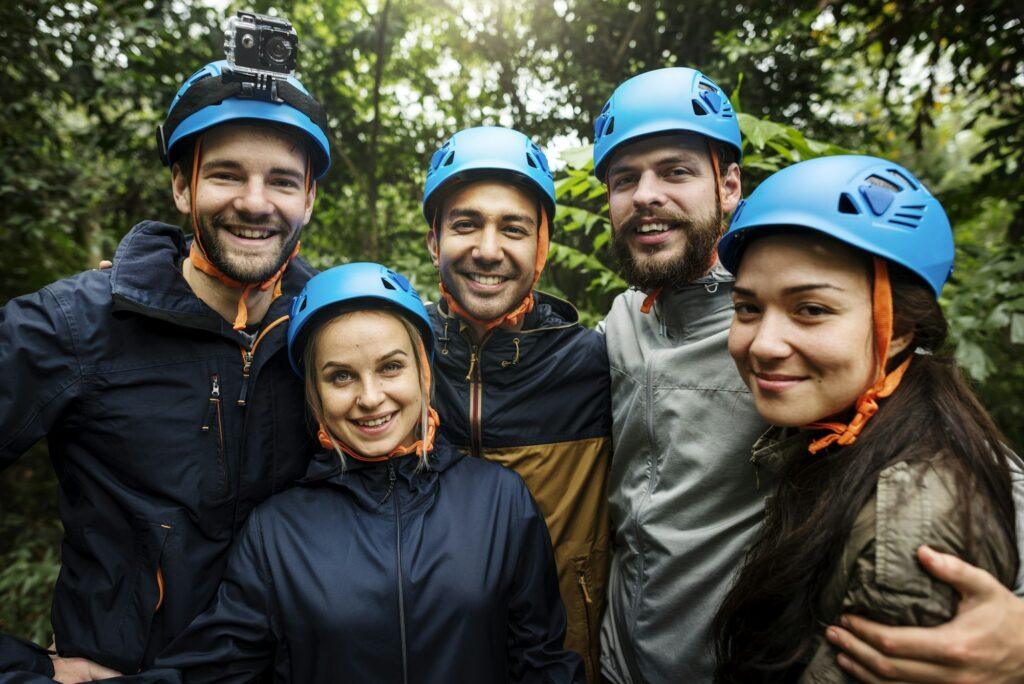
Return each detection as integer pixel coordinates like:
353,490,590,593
592,66,763,684
593,67,1024,684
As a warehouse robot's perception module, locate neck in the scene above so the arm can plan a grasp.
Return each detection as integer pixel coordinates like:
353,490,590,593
182,259,275,327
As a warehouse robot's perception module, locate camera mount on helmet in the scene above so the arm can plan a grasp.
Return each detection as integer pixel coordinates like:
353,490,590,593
155,11,330,177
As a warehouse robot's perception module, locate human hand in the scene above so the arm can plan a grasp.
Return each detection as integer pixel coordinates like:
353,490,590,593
51,655,122,682
97,260,113,270
825,545,1024,683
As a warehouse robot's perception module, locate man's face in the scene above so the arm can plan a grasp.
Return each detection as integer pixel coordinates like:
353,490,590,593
172,123,314,284
427,180,539,322
606,133,740,290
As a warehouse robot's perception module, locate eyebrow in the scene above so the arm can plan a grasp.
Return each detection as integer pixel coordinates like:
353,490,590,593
446,208,536,226
607,154,699,178
319,348,408,372
201,159,305,181
733,283,846,297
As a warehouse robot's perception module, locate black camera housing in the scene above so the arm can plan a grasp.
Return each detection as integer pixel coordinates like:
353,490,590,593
225,11,298,77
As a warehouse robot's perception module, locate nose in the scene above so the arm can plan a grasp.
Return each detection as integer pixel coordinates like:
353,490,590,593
356,377,386,412
472,225,503,264
747,311,793,363
233,178,274,217
632,170,666,211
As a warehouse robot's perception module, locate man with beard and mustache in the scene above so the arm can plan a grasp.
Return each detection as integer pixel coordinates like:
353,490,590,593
595,68,1024,684
423,126,612,682
592,67,765,683
0,51,330,681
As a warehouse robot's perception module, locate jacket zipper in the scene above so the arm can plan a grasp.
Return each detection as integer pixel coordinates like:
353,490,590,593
200,374,224,454
388,460,409,684
575,561,593,665
236,315,290,407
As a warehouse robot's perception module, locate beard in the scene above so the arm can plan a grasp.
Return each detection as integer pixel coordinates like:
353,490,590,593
197,211,300,284
611,206,723,291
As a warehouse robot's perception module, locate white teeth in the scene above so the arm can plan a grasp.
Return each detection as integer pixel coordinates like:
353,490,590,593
231,228,272,239
356,415,392,427
637,223,671,234
467,273,506,285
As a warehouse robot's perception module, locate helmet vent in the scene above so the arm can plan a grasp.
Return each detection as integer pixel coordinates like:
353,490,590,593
838,193,861,214
888,205,926,229
887,168,918,190
692,99,708,116
526,153,537,168
297,295,307,312
865,174,902,192
442,150,455,167
605,117,615,135
381,277,397,291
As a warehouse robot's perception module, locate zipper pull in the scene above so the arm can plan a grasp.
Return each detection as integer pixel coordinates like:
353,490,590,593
577,570,593,604
200,373,220,431
380,460,397,505
237,350,253,406
465,348,479,382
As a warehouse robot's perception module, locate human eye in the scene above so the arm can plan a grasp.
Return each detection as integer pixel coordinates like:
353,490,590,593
329,369,352,384
611,174,636,190
732,300,760,318
503,224,528,237
380,360,405,375
451,220,476,233
795,303,834,318
666,166,692,178
271,177,301,189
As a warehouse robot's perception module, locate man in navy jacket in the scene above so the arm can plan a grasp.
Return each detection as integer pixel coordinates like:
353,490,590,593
0,47,331,679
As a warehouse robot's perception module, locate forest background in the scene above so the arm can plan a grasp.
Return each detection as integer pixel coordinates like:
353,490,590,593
1,0,1022,644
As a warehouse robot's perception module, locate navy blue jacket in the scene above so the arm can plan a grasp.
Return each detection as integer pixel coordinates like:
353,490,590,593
0,222,316,676
127,443,585,683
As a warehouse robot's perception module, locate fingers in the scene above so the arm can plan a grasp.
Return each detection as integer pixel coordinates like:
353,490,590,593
828,625,954,683
838,614,955,664
916,545,1000,600
97,260,113,270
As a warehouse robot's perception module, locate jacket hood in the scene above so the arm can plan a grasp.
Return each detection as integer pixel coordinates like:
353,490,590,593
109,221,316,332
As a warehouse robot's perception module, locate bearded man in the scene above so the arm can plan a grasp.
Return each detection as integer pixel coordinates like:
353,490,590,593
0,44,330,681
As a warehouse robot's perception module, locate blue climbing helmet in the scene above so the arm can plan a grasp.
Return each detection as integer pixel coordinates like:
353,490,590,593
158,60,331,179
422,126,556,224
287,263,434,376
718,155,954,297
593,67,742,181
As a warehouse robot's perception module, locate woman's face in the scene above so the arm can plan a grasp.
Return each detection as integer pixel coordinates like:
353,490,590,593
729,233,880,427
312,310,422,457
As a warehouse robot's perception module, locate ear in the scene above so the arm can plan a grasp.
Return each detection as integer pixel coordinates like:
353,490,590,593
887,331,915,360
171,164,192,215
425,230,440,269
720,162,742,215
302,181,317,226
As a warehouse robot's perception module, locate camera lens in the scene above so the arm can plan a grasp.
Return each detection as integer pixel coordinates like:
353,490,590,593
264,35,294,65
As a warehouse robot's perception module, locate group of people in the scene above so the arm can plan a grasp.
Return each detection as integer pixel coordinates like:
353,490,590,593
2,18,1024,684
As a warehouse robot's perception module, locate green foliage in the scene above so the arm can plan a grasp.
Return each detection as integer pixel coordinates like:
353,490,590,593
1,0,1021,644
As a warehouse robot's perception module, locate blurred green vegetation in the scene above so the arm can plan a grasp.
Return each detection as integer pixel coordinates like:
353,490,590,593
2,0,1021,642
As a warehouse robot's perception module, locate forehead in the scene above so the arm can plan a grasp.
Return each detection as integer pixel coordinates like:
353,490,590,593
201,123,306,170
442,179,537,215
737,233,871,290
315,310,413,359
608,133,710,173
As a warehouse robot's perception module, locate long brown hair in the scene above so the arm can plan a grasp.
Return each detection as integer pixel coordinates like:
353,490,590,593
713,262,1019,683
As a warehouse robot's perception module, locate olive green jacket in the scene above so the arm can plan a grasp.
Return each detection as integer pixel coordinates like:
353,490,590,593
751,429,1021,684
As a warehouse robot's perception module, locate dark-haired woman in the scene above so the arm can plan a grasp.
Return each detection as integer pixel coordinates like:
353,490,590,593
712,155,1021,683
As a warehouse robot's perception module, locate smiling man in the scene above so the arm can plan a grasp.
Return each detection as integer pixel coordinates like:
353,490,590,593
423,126,612,682
592,67,767,684
0,44,330,681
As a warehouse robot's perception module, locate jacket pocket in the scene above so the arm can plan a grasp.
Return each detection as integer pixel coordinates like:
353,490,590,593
569,543,609,684
109,520,172,673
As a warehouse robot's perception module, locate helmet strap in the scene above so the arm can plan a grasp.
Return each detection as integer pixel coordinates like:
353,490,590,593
806,257,913,454
638,139,724,316
433,204,550,333
317,337,440,462
185,137,307,330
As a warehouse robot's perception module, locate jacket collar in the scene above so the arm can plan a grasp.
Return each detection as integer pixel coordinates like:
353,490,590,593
298,438,465,486
751,426,812,476
109,221,315,337
646,262,736,339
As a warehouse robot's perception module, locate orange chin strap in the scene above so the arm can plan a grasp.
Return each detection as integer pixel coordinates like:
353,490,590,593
318,336,440,463
187,136,309,330
638,140,724,315
433,205,550,333
806,257,913,455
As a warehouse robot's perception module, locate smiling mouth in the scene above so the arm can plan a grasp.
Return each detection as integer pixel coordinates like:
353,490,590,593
635,221,678,234
462,272,511,286
352,412,396,429
225,225,279,240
